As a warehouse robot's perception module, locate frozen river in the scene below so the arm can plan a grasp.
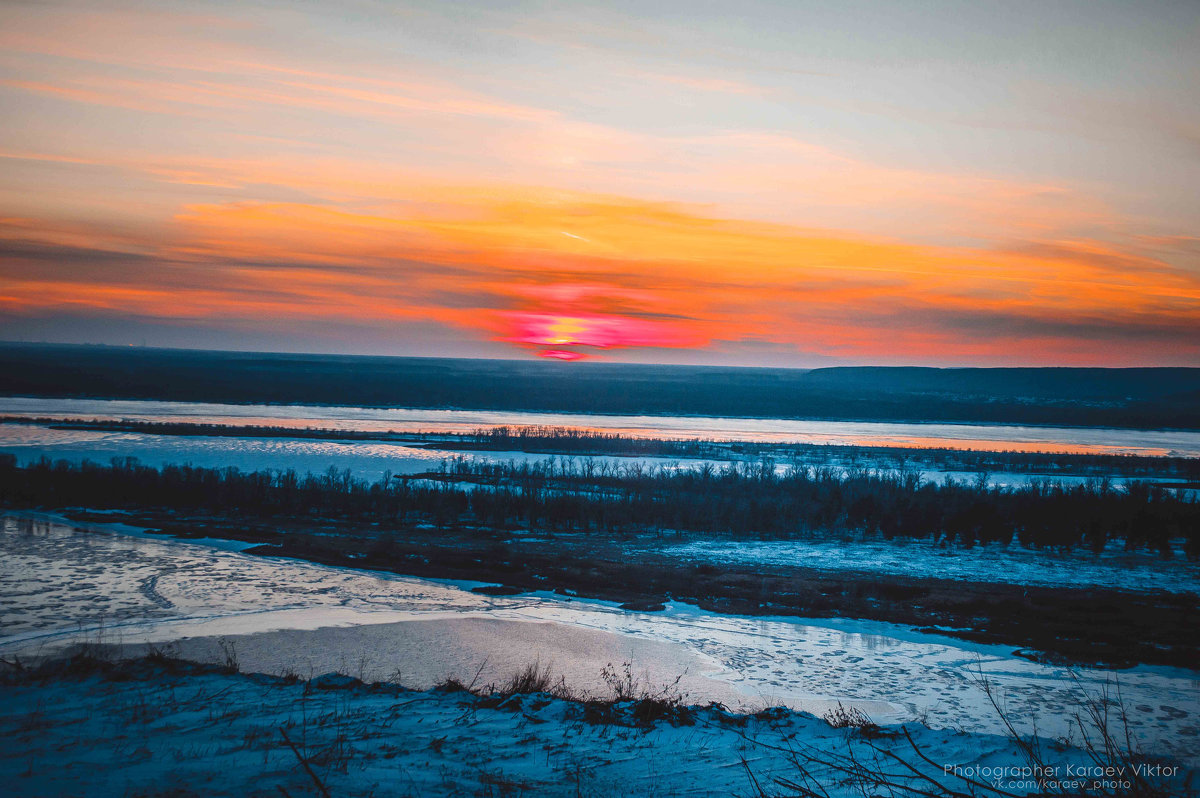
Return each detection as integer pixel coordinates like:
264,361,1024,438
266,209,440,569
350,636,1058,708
3,397,1199,491
2,513,1197,763
653,538,1200,595
4,396,1200,456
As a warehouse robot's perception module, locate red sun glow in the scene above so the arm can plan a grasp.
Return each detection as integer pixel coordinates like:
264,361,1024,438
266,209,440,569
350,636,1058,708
499,312,700,360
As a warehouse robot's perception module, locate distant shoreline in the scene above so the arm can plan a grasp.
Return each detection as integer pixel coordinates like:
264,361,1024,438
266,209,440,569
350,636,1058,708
3,343,1198,431
2,393,1199,437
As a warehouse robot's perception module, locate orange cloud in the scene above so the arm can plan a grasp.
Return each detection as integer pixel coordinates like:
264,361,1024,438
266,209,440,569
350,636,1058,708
2,186,1196,365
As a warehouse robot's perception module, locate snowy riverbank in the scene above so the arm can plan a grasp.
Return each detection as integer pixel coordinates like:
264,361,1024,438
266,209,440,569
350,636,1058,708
3,512,1198,764
3,655,1193,798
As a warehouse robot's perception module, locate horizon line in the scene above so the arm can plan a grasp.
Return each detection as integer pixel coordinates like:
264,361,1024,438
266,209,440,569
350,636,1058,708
3,340,1198,372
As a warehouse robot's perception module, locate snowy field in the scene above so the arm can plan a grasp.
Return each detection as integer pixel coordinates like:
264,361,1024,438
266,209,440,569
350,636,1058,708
652,538,1200,595
3,513,1197,766
6,659,1182,798
0,421,699,481
2,420,1196,491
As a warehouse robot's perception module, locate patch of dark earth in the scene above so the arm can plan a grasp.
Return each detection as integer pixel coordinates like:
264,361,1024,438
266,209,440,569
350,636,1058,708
137,573,175,609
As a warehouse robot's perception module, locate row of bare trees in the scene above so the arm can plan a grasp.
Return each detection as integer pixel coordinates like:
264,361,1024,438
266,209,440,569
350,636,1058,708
1,454,1196,556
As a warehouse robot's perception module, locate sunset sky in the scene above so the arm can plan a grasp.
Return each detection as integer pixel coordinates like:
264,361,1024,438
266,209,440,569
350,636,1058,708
1,0,1198,366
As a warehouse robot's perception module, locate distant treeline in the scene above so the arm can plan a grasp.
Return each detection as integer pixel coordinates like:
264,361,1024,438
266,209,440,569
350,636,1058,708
3,454,1196,557
3,344,1199,429
452,426,710,457
464,426,1200,478
6,416,1200,478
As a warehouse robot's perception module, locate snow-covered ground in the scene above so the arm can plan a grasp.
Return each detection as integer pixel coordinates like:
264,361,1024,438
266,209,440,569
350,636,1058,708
0,421,597,480
10,660,1180,798
3,513,1197,765
3,402,1196,795
3,421,1195,492
650,537,1200,595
